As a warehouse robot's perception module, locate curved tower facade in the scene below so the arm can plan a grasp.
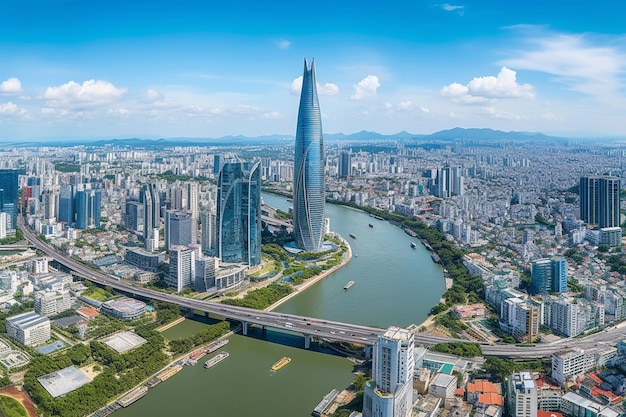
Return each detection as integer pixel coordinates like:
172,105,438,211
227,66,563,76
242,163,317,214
293,58,325,252
217,160,261,266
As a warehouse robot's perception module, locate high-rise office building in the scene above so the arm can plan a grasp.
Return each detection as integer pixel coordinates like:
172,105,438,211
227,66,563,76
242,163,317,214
170,182,198,220
124,200,144,233
58,185,75,225
0,169,19,226
167,245,195,292
293,58,325,252
213,154,221,175
75,190,101,229
165,210,194,251
26,177,41,201
338,151,352,178
200,212,216,254
217,161,261,266
435,166,463,198
598,177,620,228
580,176,599,225
531,258,568,294
580,176,621,228
41,190,58,221
141,183,161,243
362,326,414,417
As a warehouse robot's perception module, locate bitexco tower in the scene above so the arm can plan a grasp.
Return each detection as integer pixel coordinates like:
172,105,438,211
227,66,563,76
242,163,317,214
293,58,325,252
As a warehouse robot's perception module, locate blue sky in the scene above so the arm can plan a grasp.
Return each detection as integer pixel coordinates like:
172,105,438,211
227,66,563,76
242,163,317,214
1,0,626,140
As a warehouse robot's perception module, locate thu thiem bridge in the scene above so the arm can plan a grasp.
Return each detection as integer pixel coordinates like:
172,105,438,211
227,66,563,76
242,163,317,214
18,216,624,359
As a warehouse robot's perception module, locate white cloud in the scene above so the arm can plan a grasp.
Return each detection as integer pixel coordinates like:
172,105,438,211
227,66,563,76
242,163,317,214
441,67,534,103
233,105,259,115
0,102,26,115
441,4,464,12
277,40,291,49
467,67,534,99
146,89,161,101
0,78,23,94
397,100,412,110
503,34,625,102
482,106,521,120
420,106,430,113
290,76,339,96
290,76,303,95
351,75,380,100
319,83,339,96
441,82,468,97
43,79,127,108
262,111,281,119
441,82,488,104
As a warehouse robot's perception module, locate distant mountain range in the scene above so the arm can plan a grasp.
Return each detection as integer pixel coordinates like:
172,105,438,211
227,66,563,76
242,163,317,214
3,127,566,147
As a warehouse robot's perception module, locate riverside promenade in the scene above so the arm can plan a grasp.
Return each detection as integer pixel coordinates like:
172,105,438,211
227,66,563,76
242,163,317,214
265,233,353,312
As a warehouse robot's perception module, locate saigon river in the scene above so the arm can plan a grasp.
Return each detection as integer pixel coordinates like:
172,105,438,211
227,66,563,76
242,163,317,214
264,192,445,328
113,194,444,416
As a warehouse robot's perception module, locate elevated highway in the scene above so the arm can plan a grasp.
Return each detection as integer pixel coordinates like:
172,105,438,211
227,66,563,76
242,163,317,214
18,216,626,358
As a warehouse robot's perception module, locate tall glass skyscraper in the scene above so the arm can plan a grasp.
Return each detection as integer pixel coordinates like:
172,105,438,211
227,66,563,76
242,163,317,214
293,58,325,252
217,161,261,266
531,258,568,294
75,190,101,229
0,169,19,227
141,183,160,241
580,175,621,228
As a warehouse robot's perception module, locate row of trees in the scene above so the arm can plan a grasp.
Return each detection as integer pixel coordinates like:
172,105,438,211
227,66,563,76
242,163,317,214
168,321,231,356
430,341,482,357
221,284,293,310
23,329,169,417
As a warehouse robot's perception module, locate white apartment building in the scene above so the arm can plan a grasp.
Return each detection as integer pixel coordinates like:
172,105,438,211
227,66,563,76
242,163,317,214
32,257,49,274
552,348,596,386
34,289,71,316
167,245,196,292
6,311,50,346
506,371,537,417
362,326,415,417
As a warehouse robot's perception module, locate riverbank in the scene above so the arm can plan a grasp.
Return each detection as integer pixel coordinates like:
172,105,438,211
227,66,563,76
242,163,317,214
265,233,352,312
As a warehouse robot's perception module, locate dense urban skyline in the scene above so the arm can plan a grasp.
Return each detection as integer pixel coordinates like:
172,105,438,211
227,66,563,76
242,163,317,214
1,1,626,140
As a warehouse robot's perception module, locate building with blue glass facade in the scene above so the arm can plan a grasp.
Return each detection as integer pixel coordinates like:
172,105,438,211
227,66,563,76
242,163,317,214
0,169,19,228
293,58,325,252
531,258,568,294
217,160,261,266
58,185,75,225
140,183,160,241
165,210,194,251
75,190,101,229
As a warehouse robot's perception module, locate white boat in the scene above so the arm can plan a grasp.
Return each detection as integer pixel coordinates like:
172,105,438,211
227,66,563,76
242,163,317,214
204,351,229,368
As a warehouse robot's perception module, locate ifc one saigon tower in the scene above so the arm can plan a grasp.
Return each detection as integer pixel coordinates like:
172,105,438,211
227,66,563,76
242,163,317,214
293,58,325,252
